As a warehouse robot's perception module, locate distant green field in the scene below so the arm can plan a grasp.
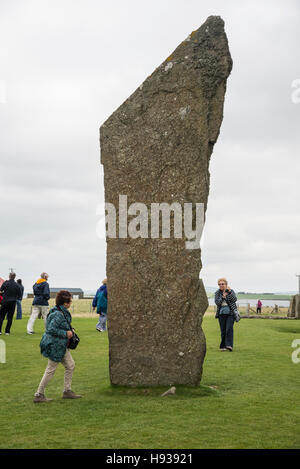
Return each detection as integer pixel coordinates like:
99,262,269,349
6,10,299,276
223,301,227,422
1,316,300,448
237,294,291,300
21,298,95,317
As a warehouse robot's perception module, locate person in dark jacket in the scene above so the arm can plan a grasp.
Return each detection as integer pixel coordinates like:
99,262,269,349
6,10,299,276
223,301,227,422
215,278,239,352
94,279,107,332
27,272,50,334
34,290,81,403
92,288,100,310
16,279,24,320
0,272,22,335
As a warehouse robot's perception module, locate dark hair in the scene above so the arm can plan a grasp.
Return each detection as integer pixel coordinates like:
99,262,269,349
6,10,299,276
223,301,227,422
56,290,72,306
17,279,22,284
9,272,16,280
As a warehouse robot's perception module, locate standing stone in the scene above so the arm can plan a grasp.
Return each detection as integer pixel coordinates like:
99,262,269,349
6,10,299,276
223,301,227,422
100,16,232,386
288,295,300,318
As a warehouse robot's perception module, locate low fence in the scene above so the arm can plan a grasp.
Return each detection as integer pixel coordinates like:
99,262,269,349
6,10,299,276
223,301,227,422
211,302,290,318
20,298,97,317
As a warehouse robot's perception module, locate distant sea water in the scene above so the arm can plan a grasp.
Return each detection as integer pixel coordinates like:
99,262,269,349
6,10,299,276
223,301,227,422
208,298,290,307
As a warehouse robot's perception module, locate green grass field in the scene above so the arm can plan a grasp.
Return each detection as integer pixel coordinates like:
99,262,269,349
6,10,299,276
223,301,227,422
1,314,300,449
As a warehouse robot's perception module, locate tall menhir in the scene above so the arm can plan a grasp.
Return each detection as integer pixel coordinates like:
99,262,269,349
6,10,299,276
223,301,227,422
100,16,232,386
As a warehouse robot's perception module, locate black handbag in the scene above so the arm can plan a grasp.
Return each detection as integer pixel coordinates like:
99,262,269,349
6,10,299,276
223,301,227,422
67,329,80,350
58,306,80,350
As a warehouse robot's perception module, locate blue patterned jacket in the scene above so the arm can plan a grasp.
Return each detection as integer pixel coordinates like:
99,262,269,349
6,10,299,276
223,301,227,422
40,306,72,362
215,289,238,318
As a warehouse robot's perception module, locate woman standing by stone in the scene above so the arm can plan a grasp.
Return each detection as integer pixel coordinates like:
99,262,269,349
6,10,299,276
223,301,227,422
215,278,239,351
34,290,81,403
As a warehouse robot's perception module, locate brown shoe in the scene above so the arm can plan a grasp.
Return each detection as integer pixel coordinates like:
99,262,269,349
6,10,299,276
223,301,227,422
62,390,82,399
33,393,53,403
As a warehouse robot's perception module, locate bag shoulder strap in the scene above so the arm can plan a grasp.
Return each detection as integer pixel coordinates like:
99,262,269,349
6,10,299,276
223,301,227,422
57,305,72,329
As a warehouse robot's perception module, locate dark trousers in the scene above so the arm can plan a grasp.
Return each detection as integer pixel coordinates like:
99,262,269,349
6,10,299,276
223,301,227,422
256,307,261,314
218,314,234,349
0,301,16,333
16,300,22,319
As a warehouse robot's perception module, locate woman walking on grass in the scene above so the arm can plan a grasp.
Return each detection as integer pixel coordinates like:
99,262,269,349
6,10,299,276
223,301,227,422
34,290,81,403
215,278,240,352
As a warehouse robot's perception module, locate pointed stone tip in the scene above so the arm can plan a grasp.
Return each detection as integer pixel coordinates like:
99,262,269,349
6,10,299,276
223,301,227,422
205,15,225,23
185,15,228,48
197,15,226,34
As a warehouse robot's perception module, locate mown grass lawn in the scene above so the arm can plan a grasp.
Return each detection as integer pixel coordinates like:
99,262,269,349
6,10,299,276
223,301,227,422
0,314,300,449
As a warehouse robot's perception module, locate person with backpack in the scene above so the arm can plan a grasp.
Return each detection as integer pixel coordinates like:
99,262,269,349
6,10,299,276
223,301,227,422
34,290,81,403
27,272,50,334
92,282,103,310
0,272,22,335
95,279,107,332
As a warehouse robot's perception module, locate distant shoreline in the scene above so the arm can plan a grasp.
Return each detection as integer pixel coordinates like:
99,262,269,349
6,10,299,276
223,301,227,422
207,293,292,301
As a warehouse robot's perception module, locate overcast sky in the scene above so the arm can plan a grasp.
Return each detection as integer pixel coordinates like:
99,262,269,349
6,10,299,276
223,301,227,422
0,0,299,293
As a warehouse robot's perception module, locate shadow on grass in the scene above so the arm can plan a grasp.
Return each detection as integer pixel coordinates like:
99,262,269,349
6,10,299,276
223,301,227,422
272,325,300,334
99,383,220,400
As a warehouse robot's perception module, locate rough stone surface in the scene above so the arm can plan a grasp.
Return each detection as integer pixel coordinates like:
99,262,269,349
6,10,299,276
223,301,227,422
288,295,300,318
100,16,232,386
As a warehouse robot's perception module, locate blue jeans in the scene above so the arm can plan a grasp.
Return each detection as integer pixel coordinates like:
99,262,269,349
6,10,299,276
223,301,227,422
218,314,234,349
16,300,22,320
96,313,107,331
